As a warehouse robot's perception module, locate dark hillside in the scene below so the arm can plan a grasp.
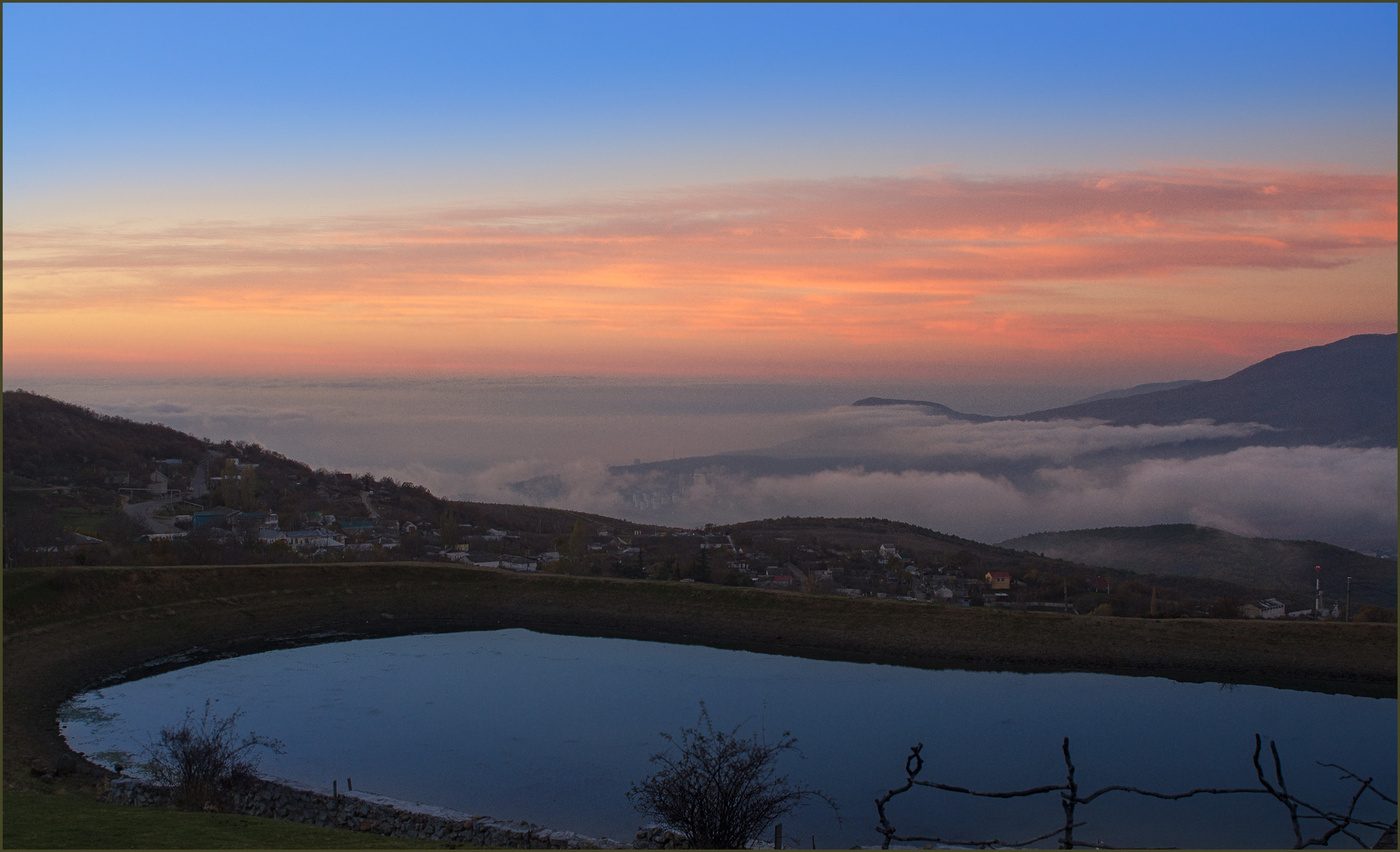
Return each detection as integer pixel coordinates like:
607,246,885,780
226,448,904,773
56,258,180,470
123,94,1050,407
3,390,211,483
2,391,669,568
721,516,1272,614
1000,524,1397,609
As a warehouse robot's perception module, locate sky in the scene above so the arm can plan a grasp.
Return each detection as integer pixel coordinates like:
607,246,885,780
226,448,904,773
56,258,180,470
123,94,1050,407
3,5,1396,550
4,3,1396,385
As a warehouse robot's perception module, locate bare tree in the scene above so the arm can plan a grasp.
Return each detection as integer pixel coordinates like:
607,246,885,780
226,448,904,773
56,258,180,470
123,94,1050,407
140,701,284,811
628,703,838,849
875,736,1396,849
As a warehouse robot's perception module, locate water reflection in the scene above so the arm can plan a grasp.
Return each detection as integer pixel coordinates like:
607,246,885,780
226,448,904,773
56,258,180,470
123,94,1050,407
63,629,1396,849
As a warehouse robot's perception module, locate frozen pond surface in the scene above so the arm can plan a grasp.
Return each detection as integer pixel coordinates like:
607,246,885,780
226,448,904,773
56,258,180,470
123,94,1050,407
63,629,1396,848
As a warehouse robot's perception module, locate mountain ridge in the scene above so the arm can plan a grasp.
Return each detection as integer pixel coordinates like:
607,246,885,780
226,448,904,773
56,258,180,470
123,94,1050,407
1070,380,1204,405
853,333,1397,447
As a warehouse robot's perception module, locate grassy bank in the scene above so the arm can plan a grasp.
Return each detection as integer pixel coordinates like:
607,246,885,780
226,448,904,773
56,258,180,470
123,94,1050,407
4,563,1395,846
2,790,453,849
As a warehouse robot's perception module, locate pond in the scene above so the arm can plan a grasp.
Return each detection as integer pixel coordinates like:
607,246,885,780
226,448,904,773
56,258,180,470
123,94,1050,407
62,629,1396,849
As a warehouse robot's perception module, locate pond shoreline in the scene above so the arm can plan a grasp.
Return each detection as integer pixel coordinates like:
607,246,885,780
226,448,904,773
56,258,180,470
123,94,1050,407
6,563,1394,818
104,775,673,849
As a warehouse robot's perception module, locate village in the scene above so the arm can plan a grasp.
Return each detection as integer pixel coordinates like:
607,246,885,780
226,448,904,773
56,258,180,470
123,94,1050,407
129,455,1020,605
9,435,1337,622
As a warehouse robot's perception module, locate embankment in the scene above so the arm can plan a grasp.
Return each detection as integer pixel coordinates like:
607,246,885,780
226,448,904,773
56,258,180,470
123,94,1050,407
6,563,1395,798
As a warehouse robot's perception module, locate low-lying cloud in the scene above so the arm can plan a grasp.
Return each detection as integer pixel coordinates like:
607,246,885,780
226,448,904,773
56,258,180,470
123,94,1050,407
764,405,1269,464
464,444,1396,554
13,378,1395,554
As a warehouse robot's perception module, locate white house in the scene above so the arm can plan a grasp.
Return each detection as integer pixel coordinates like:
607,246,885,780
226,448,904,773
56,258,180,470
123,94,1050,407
148,470,170,496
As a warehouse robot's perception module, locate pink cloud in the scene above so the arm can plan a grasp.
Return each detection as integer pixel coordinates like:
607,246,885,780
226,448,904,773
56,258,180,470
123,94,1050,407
4,166,1394,377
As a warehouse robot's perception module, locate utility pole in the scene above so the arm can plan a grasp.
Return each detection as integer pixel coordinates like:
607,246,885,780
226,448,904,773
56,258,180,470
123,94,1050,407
1346,576,1352,622
1314,565,1322,615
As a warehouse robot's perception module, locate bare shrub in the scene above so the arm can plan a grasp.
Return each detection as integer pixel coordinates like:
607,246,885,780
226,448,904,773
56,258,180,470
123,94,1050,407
628,702,837,849
140,700,283,811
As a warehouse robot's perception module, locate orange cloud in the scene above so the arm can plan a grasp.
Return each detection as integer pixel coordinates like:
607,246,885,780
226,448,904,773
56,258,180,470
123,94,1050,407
4,166,1394,379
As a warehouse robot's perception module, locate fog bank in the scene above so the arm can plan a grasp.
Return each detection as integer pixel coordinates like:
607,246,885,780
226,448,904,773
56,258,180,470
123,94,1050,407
5,377,1393,554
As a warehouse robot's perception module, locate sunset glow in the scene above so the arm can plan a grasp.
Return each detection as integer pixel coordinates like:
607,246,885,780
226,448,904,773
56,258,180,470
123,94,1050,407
5,169,1395,380
4,5,1396,385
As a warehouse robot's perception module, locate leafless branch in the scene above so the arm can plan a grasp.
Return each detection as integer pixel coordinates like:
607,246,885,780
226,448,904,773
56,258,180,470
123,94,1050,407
878,734,1394,850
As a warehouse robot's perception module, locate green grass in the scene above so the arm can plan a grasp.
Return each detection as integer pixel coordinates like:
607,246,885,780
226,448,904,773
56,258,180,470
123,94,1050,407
2,790,465,849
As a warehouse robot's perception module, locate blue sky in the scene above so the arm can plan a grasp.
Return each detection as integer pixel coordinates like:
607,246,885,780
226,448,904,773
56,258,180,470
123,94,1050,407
6,3,1396,225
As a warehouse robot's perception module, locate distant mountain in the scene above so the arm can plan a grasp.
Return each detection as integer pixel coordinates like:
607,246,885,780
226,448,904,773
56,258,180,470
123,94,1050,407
1070,380,1203,405
999,524,1396,609
848,335,1396,446
1015,334,1397,447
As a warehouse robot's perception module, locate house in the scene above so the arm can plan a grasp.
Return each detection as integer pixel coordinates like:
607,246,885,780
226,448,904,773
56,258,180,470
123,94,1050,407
984,571,1012,591
1240,598,1286,620
148,470,170,496
63,531,105,549
498,555,538,573
192,506,239,528
1091,576,1111,594
284,529,344,550
878,544,900,559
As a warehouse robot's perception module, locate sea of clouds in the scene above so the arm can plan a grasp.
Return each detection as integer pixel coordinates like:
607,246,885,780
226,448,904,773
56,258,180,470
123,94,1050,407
8,377,1395,554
